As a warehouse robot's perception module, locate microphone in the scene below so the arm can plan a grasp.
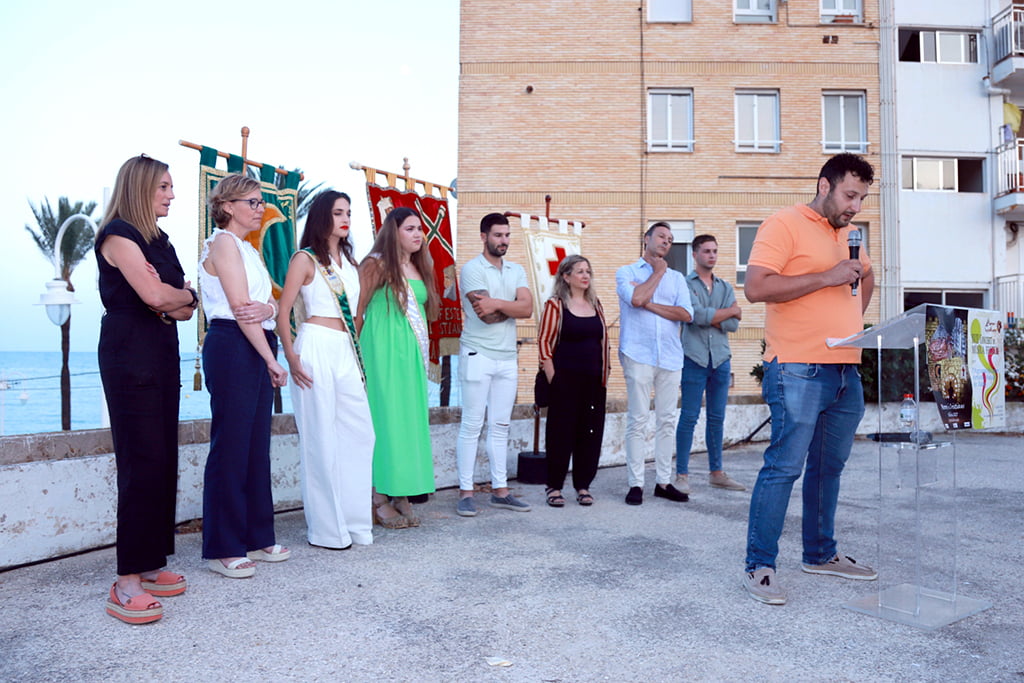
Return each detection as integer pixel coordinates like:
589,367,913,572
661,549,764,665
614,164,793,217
847,229,862,296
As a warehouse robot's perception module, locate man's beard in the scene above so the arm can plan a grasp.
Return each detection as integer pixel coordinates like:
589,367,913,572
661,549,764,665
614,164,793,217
487,243,507,257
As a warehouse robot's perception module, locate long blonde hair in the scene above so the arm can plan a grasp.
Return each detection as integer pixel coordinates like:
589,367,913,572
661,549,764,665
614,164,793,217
552,254,599,309
101,155,168,243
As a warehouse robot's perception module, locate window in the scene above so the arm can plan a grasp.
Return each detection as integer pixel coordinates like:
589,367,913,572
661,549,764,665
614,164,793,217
650,220,694,274
735,0,775,23
899,29,978,63
735,90,780,152
736,222,760,285
821,0,861,23
648,89,694,152
851,222,869,253
649,0,691,22
904,290,985,311
822,91,867,152
901,157,984,192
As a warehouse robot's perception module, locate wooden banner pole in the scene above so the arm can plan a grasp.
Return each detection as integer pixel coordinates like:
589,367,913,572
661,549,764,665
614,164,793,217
178,138,304,180
349,160,453,198
240,126,250,170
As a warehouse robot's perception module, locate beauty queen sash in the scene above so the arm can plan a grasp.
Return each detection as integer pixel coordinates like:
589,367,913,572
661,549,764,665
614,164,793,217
403,278,431,376
300,248,365,382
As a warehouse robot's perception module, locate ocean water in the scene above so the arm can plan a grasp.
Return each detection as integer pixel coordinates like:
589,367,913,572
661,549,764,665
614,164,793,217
0,351,264,436
0,350,458,436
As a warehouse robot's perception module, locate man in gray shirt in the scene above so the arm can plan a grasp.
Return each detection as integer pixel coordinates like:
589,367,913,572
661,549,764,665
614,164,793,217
674,234,745,495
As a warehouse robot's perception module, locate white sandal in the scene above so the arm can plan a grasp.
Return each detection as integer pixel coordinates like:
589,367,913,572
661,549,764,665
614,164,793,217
246,544,291,563
208,558,256,579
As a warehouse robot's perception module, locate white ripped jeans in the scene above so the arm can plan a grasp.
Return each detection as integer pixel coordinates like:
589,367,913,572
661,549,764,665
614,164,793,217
456,347,519,491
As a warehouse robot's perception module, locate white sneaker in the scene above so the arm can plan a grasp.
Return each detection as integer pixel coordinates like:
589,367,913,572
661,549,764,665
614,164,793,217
743,567,787,605
802,553,877,580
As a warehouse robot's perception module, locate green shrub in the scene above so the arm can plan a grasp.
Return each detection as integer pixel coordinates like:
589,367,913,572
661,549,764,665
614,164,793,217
859,345,931,403
1005,327,1024,401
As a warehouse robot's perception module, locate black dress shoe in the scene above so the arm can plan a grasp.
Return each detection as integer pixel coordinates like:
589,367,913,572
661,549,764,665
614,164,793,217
654,483,689,502
625,486,643,505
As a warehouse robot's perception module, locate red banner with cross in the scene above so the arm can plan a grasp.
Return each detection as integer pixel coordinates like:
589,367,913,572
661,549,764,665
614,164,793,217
363,180,461,379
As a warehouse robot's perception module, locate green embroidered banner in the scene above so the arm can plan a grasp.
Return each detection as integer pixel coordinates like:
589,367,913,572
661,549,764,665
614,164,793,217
196,145,300,344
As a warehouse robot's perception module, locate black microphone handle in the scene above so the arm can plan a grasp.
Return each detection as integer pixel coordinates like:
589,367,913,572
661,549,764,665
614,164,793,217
849,245,860,295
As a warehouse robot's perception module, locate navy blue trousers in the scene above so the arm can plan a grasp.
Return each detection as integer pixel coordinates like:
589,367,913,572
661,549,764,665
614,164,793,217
202,320,277,559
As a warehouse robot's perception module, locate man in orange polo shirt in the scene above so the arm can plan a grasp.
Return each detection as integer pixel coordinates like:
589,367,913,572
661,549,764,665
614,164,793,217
741,153,878,605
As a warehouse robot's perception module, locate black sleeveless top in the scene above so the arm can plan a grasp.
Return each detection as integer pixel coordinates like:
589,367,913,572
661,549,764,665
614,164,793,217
552,308,603,377
96,219,185,316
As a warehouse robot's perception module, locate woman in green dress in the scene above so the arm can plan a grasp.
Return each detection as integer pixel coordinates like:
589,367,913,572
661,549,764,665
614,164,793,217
356,207,440,529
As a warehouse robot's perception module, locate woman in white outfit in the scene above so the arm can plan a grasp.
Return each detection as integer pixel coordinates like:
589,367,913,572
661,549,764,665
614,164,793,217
277,190,375,549
200,174,290,578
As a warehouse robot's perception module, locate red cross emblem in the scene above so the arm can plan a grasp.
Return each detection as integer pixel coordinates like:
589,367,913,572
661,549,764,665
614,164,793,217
547,246,568,275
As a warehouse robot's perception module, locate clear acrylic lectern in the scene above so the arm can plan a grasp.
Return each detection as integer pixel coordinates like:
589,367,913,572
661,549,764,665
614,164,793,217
827,304,993,630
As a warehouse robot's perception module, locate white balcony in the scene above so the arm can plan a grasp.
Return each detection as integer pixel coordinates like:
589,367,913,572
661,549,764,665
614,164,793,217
995,140,1024,220
992,6,1024,90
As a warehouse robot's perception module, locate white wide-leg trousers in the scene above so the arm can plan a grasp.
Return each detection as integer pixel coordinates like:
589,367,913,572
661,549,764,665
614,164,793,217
292,323,375,547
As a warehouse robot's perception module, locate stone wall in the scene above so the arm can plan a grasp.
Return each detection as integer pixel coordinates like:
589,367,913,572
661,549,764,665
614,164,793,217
3,400,1021,569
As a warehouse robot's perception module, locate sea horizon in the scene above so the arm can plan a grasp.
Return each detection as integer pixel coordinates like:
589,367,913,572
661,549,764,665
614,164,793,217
0,350,456,437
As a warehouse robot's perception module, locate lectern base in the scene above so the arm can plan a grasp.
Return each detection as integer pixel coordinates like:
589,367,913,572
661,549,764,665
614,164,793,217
845,583,992,630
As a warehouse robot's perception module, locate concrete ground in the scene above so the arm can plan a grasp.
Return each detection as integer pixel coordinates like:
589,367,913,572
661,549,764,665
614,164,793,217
1,432,1022,682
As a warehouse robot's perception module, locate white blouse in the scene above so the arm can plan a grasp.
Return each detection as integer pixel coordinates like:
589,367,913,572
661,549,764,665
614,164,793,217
300,256,361,319
199,229,275,330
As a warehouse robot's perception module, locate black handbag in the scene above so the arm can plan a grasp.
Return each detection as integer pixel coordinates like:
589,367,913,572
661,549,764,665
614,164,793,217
534,369,551,408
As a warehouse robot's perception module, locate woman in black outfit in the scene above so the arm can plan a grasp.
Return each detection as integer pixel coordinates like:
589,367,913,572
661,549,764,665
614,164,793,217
96,155,198,624
537,255,610,507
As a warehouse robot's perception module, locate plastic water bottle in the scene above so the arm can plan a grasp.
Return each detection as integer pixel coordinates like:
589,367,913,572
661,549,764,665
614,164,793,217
899,394,916,429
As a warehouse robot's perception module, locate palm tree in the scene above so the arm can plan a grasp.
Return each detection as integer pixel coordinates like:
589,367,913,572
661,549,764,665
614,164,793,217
294,178,324,219
246,165,322,218
25,197,97,431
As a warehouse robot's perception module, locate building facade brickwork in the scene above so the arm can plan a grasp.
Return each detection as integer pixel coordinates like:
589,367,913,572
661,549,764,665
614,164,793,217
459,0,883,400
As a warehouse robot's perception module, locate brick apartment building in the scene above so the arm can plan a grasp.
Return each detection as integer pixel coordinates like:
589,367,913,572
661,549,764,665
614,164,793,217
457,0,883,399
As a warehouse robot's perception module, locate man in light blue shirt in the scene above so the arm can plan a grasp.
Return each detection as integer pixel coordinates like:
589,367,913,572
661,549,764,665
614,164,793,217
616,222,694,506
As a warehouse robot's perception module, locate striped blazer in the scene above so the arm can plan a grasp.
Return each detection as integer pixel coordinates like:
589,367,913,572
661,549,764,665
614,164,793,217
537,297,610,387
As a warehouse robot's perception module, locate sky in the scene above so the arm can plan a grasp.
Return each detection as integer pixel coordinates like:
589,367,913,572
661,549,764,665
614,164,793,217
0,0,459,352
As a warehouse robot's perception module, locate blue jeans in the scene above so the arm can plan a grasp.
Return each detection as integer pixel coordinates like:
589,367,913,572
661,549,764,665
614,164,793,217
675,356,730,474
745,360,864,571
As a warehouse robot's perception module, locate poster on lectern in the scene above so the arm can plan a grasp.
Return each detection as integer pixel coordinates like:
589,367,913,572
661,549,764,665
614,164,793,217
925,305,1004,430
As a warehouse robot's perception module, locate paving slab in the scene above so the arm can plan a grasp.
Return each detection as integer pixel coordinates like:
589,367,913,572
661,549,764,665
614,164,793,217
1,432,1021,682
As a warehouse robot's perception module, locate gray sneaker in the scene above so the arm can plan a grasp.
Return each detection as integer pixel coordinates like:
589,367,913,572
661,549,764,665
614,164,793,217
456,497,477,517
673,474,690,495
802,553,877,580
709,471,746,491
743,567,787,605
489,494,532,512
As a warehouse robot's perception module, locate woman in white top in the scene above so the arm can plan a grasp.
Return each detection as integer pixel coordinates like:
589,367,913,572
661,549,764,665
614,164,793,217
199,174,290,579
277,190,375,549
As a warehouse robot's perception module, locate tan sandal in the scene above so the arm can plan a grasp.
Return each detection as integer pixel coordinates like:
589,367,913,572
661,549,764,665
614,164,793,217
373,500,410,529
392,497,421,527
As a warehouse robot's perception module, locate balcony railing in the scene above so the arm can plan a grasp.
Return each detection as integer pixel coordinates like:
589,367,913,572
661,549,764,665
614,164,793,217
994,6,1024,63
996,274,1024,317
996,140,1024,196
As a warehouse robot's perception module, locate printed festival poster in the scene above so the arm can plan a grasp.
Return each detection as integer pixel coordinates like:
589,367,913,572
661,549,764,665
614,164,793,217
925,305,1004,430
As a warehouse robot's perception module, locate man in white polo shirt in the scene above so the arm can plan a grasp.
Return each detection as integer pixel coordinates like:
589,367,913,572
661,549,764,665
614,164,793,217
455,213,534,517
